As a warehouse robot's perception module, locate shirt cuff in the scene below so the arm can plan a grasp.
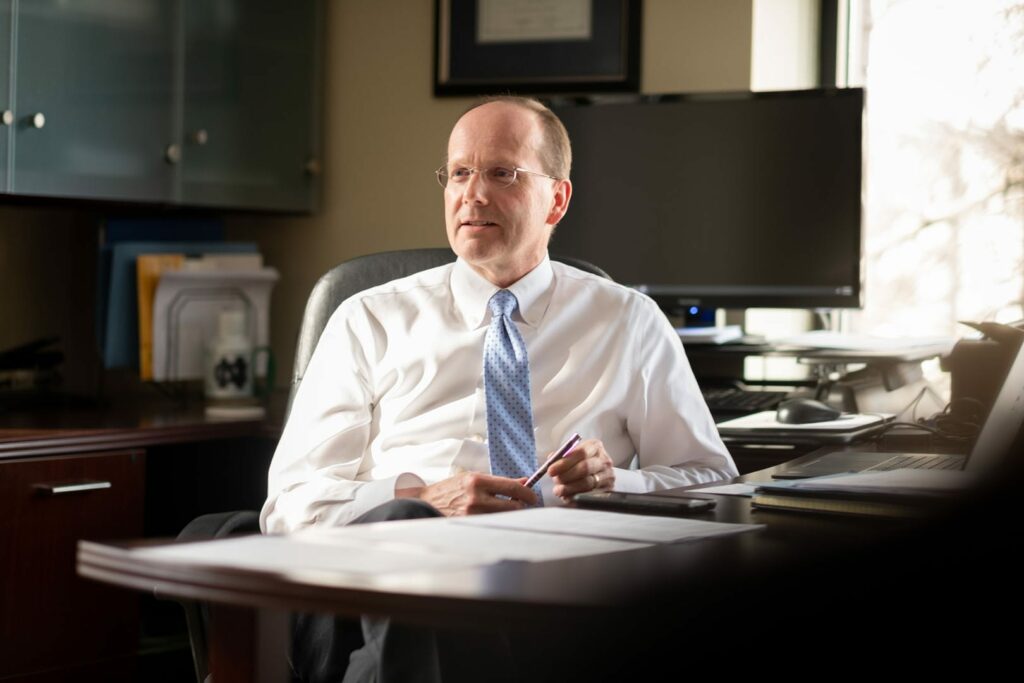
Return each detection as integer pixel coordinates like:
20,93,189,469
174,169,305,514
348,472,426,521
610,467,648,493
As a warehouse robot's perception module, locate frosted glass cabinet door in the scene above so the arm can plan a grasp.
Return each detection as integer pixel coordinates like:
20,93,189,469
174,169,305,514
181,0,319,212
0,1,11,193
11,0,177,202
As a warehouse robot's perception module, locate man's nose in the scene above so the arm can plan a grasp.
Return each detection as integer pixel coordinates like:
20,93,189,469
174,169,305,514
462,171,489,204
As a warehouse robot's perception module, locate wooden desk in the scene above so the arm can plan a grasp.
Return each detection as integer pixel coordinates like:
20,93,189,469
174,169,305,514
0,397,283,681
75,440,1016,681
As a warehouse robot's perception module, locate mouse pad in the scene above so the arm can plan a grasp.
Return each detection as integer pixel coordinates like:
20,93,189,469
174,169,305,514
716,411,889,432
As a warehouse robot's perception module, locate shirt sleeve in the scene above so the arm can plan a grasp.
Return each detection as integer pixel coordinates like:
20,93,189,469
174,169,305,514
616,296,739,492
259,301,424,534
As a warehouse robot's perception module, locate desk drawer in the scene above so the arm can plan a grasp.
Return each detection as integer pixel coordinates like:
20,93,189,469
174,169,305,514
0,450,145,680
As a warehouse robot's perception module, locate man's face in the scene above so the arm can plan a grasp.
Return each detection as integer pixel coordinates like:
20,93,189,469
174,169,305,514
444,102,571,287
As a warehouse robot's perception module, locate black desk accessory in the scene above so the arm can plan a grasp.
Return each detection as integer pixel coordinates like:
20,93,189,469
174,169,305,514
776,398,841,424
0,336,63,371
943,320,1024,422
574,491,716,516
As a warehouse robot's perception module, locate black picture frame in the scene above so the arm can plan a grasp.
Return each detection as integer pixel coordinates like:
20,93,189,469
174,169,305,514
434,0,641,96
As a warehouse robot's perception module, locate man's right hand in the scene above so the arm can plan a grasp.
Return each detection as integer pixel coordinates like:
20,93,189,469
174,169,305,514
399,472,536,516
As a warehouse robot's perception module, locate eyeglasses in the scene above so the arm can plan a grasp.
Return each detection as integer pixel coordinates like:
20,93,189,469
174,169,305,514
435,165,560,189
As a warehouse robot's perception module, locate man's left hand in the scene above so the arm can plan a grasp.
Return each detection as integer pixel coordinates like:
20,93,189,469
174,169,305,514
547,438,615,502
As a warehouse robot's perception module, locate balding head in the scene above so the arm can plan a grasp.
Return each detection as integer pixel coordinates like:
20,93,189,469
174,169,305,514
458,96,572,180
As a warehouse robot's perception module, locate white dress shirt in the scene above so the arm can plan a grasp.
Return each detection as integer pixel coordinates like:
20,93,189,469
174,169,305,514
261,255,737,533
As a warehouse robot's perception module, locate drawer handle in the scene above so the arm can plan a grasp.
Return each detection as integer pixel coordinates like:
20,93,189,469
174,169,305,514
35,481,112,496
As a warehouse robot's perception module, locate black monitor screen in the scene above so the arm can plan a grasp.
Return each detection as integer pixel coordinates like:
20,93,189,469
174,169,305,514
550,88,863,309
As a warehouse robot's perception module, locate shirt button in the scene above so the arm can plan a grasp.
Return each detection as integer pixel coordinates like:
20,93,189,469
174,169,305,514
470,434,484,443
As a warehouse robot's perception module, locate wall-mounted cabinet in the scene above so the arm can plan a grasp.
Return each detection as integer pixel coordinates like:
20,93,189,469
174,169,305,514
0,0,319,212
1,0,12,193
182,1,320,211
11,0,178,203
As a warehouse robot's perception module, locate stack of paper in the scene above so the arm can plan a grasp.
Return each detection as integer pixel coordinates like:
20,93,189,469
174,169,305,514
676,325,743,345
772,331,955,353
132,508,764,577
716,411,888,433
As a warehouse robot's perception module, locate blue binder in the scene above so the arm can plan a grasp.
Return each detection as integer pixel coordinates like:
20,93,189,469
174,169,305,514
96,241,259,369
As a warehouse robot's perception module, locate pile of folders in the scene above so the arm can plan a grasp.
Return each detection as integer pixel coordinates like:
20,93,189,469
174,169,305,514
751,469,971,518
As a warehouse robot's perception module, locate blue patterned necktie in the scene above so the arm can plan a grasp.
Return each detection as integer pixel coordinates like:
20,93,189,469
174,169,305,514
484,289,541,501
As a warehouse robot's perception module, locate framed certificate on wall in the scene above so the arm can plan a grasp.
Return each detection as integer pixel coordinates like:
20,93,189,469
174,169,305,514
434,0,641,96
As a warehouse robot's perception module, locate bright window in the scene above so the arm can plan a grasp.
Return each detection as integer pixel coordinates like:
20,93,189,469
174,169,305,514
849,0,1024,337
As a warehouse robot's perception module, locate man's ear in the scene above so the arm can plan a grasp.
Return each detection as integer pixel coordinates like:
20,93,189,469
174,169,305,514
546,179,572,226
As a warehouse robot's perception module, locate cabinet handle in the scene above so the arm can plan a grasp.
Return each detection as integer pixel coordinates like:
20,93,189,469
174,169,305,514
165,143,181,164
35,480,112,495
29,112,45,129
1,110,12,126
190,129,208,145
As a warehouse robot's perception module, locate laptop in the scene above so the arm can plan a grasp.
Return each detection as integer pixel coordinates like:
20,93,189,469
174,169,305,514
775,337,1024,479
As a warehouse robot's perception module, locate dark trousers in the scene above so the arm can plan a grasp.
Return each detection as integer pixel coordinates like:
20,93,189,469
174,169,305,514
289,499,521,683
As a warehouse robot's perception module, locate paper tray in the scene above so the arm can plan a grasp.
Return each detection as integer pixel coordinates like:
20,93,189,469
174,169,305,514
716,411,891,444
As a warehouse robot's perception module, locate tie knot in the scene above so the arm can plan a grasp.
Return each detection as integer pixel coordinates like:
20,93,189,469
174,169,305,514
488,289,518,319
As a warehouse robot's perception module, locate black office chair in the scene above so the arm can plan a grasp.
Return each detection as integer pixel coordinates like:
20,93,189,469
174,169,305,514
174,248,610,682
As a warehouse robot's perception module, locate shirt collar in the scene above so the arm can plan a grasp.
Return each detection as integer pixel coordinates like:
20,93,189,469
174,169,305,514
451,254,555,329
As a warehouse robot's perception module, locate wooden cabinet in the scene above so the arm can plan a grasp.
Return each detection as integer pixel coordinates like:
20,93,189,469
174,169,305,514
0,399,283,679
0,450,145,680
0,0,320,211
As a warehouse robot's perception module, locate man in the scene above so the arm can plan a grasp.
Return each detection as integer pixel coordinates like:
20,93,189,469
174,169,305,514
262,96,737,680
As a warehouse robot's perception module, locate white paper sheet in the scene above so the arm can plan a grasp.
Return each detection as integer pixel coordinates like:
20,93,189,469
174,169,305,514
134,534,479,576
451,507,763,544
717,410,887,431
773,330,954,352
676,325,743,344
132,510,761,580
300,518,649,563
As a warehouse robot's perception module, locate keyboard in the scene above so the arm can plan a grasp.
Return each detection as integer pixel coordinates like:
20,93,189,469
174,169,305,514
863,453,964,471
702,386,788,413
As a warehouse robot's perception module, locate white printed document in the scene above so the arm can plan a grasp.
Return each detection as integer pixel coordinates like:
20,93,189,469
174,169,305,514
134,534,480,577
131,508,762,579
300,517,650,563
452,507,763,544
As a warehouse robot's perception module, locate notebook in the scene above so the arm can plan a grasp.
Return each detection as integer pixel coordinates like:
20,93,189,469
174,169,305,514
775,338,1024,479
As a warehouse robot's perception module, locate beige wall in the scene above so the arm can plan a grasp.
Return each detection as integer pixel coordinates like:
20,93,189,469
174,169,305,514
226,0,756,379
644,0,752,93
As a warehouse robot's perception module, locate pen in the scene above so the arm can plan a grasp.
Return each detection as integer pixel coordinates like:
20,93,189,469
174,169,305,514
524,433,582,488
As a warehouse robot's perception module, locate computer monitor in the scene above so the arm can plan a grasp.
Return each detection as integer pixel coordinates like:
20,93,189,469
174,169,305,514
549,88,864,311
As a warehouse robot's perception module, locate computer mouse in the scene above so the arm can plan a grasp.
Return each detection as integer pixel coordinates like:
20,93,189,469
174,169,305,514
775,398,841,424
